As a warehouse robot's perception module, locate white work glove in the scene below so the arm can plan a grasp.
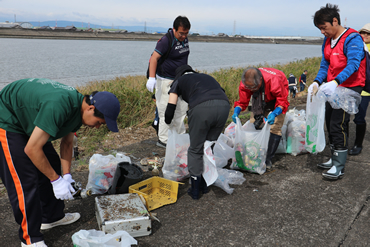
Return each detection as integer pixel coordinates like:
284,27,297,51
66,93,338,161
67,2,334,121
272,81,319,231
146,77,157,93
51,176,75,200
319,80,338,96
308,82,319,95
63,173,75,184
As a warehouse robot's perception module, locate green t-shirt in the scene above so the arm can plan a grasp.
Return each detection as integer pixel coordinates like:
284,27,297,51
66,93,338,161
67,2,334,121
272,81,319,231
0,78,84,141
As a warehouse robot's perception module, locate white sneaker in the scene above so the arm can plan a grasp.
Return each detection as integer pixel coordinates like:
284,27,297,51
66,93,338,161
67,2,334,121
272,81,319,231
21,240,48,246
40,212,80,230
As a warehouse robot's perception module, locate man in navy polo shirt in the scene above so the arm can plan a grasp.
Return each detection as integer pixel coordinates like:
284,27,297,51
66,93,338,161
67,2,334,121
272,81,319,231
146,16,191,148
299,70,307,92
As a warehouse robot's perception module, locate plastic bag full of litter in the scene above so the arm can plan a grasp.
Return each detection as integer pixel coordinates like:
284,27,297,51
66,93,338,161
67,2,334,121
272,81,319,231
326,86,362,115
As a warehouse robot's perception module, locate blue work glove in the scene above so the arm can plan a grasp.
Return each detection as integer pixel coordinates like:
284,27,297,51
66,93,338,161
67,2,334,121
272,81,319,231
267,107,283,125
232,107,242,123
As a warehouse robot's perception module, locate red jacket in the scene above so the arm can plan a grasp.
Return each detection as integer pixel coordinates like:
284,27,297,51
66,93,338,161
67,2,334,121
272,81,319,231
234,68,290,113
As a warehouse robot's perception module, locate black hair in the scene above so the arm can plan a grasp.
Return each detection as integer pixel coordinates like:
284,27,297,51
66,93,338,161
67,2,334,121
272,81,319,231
313,3,341,27
173,16,191,31
173,64,197,83
242,67,262,87
84,91,105,119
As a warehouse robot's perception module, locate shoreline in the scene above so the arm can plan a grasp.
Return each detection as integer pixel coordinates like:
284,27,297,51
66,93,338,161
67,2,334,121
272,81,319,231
0,28,323,45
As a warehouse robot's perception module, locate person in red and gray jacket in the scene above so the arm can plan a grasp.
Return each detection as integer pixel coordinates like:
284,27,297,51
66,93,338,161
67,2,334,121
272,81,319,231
232,67,289,170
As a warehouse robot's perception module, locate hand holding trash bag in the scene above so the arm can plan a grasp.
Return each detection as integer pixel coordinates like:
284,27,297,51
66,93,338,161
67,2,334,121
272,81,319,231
319,80,338,96
267,107,282,124
146,77,157,92
308,82,319,95
232,107,241,123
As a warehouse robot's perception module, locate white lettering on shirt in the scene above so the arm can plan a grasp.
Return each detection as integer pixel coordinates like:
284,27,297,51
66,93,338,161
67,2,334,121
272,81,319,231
260,68,276,75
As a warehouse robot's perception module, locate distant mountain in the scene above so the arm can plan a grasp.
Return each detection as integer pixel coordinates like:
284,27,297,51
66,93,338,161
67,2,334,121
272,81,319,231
26,20,169,33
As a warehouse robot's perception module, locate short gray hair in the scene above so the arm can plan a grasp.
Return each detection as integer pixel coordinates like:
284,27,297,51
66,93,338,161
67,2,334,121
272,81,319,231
241,67,262,87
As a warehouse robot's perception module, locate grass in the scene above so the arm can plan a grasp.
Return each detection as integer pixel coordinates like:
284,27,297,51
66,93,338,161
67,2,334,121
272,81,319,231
54,56,322,160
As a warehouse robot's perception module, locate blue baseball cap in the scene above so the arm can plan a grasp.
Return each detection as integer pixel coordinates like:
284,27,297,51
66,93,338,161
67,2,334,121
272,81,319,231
90,91,120,132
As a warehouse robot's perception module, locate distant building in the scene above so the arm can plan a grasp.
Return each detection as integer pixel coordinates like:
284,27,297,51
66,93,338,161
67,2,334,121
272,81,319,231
0,22,32,28
38,26,52,30
54,26,77,31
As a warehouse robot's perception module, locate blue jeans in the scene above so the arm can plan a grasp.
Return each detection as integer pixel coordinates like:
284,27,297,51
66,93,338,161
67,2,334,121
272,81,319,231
289,86,296,98
154,107,159,123
300,83,305,92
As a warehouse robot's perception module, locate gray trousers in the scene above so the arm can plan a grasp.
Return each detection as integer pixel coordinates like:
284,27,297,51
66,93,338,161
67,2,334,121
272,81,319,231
188,100,230,176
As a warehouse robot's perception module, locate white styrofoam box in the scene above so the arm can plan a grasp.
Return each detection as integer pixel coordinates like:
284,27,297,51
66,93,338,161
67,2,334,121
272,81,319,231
95,193,151,237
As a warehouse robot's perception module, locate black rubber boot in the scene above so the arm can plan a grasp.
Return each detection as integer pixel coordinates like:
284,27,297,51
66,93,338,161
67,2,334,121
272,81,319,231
187,175,201,200
199,175,209,194
322,149,347,180
317,144,334,169
265,133,282,170
349,124,366,155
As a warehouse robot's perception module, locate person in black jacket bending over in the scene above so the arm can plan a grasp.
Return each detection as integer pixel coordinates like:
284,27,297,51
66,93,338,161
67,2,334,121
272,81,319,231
165,65,230,200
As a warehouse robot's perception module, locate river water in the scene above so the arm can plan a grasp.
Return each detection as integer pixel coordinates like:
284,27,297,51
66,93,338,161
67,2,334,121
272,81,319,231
0,38,322,89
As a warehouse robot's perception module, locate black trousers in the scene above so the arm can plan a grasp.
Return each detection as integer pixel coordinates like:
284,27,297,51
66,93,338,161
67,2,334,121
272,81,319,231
0,129,65,245
325,86,363,150
187,100,230,176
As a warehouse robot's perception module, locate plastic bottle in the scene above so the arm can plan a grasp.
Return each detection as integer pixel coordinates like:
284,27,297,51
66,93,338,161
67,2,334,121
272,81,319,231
73,133,79,160
152,164,159,176
286,136,292,154
71,181,82,197
80,189,92,199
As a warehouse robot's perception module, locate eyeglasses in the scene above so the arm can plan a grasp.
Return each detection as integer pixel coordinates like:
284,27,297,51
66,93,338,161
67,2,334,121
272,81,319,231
178,32,188,37
360,32,370,36
244,84,259,91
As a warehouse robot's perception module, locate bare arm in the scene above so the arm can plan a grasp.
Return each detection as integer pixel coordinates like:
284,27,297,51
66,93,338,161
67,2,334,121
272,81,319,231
149,51,161,78
168,93,179,104
60,132,74,175
24,127,59,181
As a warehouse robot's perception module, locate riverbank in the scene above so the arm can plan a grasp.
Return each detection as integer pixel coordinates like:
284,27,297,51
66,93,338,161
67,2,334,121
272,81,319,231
0,27,323,45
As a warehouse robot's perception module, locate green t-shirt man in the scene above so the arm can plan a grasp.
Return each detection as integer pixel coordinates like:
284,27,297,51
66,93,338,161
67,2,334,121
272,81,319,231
0,78,84,141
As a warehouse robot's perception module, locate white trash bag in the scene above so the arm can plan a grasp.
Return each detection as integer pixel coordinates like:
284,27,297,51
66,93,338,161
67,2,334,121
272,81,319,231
202,141,219,186
286,109,308,156
162,129,190,182
86,153,131,194
213,168,246,194
305,88,326,154
213,134,234,169
230,117,271,175
72,229,137,247
224,122,236,145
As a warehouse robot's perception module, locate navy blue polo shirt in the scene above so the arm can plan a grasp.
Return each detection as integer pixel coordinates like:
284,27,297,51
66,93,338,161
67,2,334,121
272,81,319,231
154,29,190,79
300,73,306,83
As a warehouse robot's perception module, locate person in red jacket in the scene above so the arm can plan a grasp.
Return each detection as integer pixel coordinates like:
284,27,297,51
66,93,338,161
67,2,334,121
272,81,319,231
232,67,289,170
309,4,365,180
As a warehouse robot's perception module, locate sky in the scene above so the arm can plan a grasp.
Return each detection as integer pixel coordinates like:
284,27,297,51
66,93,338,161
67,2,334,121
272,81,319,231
0,0,368,37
